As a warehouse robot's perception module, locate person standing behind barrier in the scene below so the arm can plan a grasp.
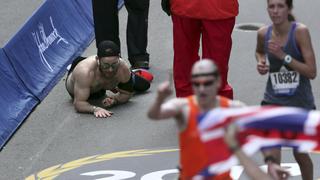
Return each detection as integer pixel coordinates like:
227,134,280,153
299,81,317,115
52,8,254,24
161,0,238,98
255,0,316,179
92,0,150,69
148,59,245,179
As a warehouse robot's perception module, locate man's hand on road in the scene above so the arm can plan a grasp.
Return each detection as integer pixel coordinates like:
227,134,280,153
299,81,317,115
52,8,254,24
94,107,113,118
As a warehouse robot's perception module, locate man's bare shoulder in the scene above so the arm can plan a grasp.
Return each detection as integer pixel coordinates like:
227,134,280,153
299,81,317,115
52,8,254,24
295,23,310,39
72,56,96,84
257,25,268,34
73,56,96,73
117,59,131,82
119,58,130,66
118,58,131,71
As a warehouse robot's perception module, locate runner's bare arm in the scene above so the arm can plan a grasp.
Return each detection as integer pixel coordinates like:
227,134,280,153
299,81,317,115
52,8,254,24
287,24,316,79
255,27,267,62
255,27,269,75
148,81,184,120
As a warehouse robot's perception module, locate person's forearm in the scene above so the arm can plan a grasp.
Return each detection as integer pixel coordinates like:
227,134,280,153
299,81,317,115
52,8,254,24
112,92,132,105
286,57,316,79
74,101,96,114
234,149,272,180
255,52,265,62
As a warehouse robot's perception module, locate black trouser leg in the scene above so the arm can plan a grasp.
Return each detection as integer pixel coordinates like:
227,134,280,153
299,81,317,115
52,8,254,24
92,0,120,49
125,0,150,65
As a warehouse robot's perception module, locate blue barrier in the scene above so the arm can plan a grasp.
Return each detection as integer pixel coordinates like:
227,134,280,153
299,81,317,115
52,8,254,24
0,49,39,148
0,0,125,149
3,0,95,100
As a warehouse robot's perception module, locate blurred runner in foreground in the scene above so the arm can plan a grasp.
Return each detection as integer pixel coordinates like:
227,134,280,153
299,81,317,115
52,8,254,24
148,59,244,179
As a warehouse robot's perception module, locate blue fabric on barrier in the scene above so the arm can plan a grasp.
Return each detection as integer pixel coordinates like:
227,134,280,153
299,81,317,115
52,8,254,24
0,49,39,148
3,0,95,100
0,0,124,149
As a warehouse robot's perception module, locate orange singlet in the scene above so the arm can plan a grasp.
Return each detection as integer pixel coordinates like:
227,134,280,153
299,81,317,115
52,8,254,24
179,95,232,180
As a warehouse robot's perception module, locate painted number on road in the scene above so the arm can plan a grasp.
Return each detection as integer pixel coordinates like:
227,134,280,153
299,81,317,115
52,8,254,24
81,163,300,180
81,170,136,180
81,169,179,180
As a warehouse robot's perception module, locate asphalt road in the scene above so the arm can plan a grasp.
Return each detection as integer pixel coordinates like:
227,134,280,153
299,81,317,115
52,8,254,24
0,0,320,180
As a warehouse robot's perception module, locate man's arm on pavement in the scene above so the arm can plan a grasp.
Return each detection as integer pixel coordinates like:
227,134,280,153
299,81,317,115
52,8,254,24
112,89,133,104
73,70,96,113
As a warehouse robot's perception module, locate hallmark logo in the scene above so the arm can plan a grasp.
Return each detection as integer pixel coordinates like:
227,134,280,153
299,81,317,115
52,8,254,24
32,16,69,72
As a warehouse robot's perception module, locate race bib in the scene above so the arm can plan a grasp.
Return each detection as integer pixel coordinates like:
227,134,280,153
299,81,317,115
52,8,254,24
270,68,300,96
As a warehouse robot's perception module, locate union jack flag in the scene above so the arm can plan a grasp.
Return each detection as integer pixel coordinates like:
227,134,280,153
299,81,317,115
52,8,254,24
197,106,320,176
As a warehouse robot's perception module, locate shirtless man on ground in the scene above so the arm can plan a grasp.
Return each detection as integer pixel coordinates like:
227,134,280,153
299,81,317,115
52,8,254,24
66,40,150,118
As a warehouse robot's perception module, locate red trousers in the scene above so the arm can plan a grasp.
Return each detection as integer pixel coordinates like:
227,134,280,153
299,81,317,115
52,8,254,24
172,15,235,99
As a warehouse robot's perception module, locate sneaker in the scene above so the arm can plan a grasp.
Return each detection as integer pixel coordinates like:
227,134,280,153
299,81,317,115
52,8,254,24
132,69,154,82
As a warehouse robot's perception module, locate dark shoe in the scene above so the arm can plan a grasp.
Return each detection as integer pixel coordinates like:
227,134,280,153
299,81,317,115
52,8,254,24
131,61,149,70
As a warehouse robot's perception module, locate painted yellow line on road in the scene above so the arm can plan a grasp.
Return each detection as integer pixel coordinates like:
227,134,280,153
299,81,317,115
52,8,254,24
25,148,178,180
